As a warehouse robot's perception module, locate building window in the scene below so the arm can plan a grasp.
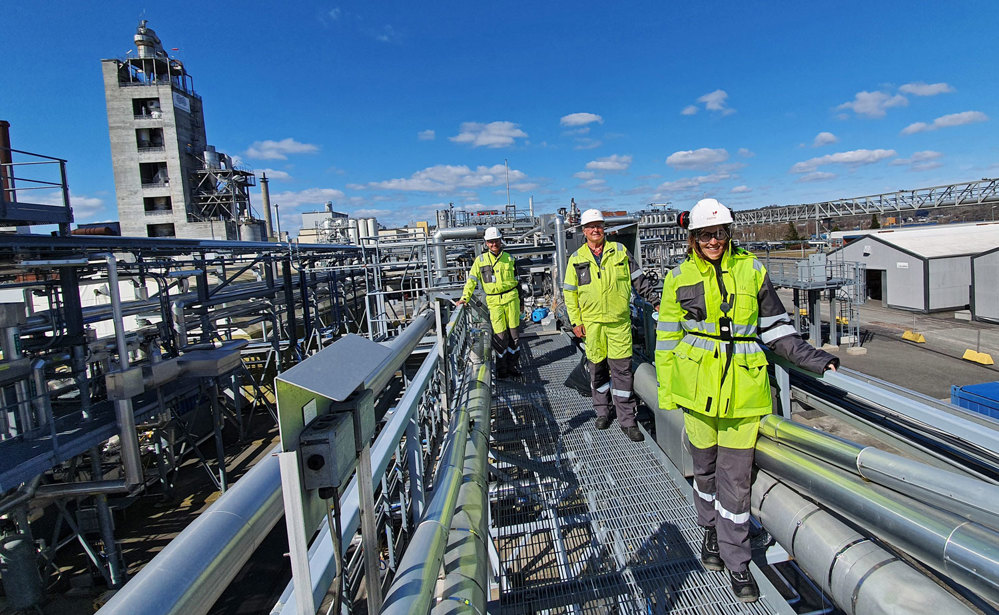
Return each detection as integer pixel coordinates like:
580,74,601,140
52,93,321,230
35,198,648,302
147,223,176,238
136,127,165,151
143,196,172,213
139,162,169,186
132,97,162,119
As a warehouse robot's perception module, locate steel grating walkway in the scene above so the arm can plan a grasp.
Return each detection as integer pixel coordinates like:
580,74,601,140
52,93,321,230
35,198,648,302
489,331,779,614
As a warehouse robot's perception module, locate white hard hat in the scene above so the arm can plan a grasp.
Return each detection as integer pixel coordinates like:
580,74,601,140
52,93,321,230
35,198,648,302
687,198,733,230
483,227,502,241
580,209,605,226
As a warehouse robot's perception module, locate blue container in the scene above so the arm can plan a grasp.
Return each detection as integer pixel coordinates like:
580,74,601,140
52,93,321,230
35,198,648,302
531,307,550,323
950,382,999,420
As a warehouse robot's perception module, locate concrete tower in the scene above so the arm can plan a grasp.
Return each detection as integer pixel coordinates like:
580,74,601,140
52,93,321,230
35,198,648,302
102,21,255,239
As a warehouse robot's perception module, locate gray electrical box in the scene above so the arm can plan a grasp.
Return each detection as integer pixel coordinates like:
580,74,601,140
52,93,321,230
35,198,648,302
300,412,356,491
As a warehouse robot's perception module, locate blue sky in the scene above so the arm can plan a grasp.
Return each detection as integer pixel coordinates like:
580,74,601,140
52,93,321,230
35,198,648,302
4,1,998,236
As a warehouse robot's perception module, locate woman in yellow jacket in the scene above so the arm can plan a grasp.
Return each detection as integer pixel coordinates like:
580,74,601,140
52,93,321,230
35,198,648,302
655,198,837,603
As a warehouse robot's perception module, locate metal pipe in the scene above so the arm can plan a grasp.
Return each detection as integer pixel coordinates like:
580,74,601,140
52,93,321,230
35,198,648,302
752,469,976,615
96,447,283,615
430,364,490,615
381,334,489,615
365,308,433,394
554,215,566,301
432,226,484,283
758,415,999,530
102,253,143,487
755,438,999,603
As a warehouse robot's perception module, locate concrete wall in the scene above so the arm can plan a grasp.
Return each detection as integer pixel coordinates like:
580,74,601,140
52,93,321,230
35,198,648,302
927,256,972,311
835,238,926,311
972,249,999,322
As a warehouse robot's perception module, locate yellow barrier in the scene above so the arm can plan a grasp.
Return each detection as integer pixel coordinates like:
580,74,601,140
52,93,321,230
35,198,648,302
902,330,925,343
962,349,995,365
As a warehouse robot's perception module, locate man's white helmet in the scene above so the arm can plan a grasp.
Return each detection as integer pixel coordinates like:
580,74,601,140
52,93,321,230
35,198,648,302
687,198,733,230
483,227,502,241
580,209,605,226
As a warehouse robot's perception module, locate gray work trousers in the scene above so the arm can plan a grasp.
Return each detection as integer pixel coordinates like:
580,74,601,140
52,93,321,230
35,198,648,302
492,326,520,371
589,356,637,427
688,443,755,572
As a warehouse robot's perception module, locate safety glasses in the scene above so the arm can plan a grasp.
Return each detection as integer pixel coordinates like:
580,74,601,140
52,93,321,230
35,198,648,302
694,228,729,243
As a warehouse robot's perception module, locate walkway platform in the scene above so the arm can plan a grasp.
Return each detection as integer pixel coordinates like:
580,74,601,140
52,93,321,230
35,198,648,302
489,330,788,614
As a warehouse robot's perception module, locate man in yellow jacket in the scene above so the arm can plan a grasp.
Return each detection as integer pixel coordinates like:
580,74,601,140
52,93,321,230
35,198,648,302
458,227,522,378
563,209,659,441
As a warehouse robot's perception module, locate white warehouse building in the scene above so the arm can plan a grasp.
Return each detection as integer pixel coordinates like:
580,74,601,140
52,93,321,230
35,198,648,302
972,245,999,323
829,223,999,313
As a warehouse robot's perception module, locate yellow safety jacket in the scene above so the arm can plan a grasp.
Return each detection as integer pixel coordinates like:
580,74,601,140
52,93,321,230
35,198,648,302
461,251,519,307
655,246,835,418
563,241,655,325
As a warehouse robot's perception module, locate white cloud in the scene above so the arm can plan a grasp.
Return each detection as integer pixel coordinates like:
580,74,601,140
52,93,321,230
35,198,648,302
681,105,698,116
892,150,944,171
418,130,435,141
449,121,527,148
374,25,399,43
257,168,292,181
574,139,602,150
901,110,988,135
560,113,603,127
655,172,732,195
585,154,632,172
329,7,342,20
574,171,595,180
730,185,751,194
580,178,609,192
33,191,106,222
737,148,755,158
266,187,347,211
812,131,839,147
367,164,526,193
245,138,320,160
666,147,729,170
791,148,896,173
836,91,908,118
797,171,837,183
899,81,954,96
697,89,735,115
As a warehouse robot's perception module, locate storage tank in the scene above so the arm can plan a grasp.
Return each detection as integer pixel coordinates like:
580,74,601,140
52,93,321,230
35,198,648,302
348,219,360,245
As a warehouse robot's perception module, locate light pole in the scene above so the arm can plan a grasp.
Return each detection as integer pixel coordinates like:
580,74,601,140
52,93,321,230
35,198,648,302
275,203,282,240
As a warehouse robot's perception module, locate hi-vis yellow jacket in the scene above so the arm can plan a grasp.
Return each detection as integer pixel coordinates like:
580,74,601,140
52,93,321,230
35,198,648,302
655,246,836,418
461,251,519,307
563,241,657,326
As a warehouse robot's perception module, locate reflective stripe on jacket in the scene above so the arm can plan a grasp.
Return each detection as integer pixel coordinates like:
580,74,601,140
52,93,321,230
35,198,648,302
461,251,519,306
655,246,836,418
563,242,658,326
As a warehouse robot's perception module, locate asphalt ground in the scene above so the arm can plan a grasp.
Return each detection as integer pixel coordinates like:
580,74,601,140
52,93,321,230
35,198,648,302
776,289,999,400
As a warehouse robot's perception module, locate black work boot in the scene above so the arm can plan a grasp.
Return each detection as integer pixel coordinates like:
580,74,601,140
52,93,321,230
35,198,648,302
622,426,644,442
700,527,723,571
594,416,611,430
730,569,760,603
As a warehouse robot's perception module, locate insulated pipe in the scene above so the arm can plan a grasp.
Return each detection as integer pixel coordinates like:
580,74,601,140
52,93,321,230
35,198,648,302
759,415,999,530
102,254,143,487
381,334,489,615
96,447,283,615
430,367,491,615
755,439,999,604
365,308,434,394
752,469,975,615
432,226,484,283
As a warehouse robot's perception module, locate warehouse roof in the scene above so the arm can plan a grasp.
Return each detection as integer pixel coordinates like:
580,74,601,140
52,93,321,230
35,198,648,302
837,222,999,258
